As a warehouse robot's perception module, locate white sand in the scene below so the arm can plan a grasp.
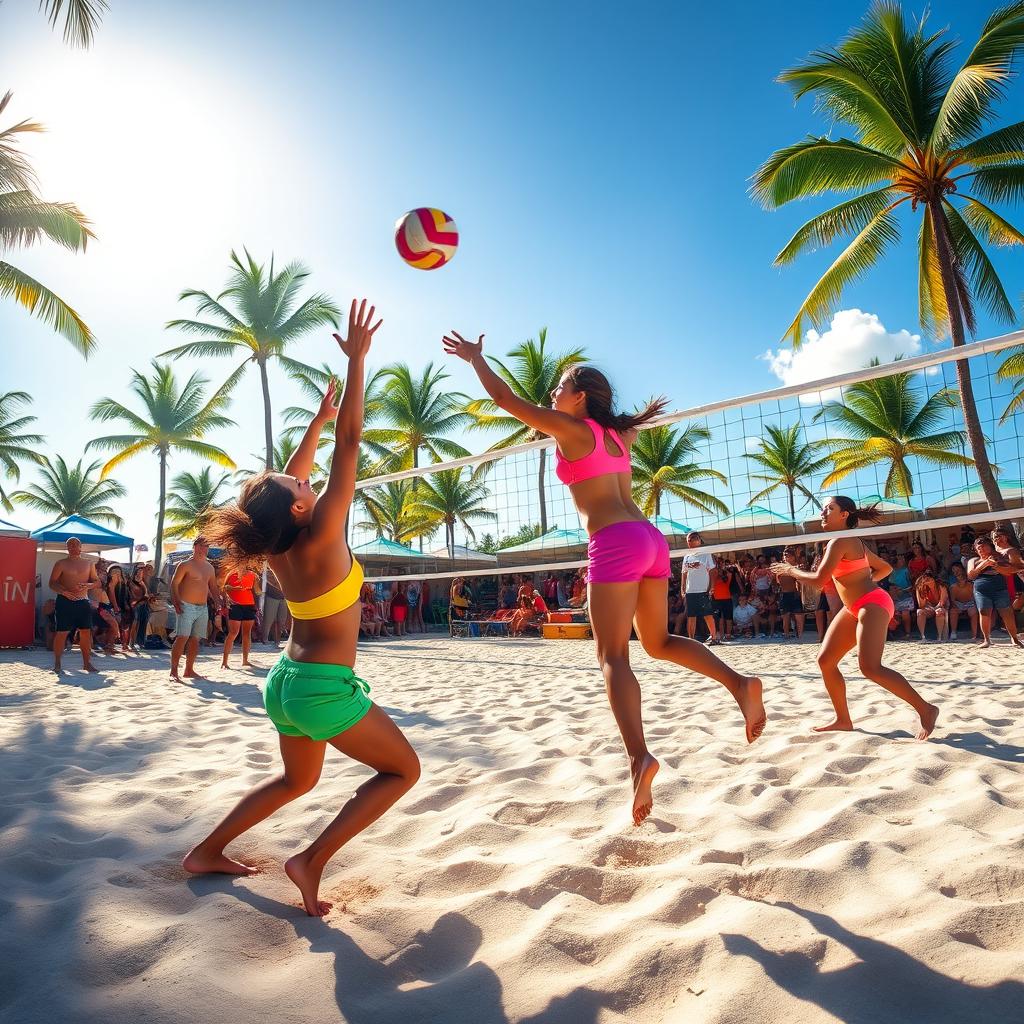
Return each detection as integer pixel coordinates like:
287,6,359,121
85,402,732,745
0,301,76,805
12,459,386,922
1,636,1022,1023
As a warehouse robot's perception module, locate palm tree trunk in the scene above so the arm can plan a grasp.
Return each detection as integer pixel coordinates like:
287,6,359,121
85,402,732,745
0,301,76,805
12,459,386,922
258,357,273,470
538,447,548,534
448,521,454,559
788,485,796,525
155,448,167,575
928,201,1004,513
655,488,661,517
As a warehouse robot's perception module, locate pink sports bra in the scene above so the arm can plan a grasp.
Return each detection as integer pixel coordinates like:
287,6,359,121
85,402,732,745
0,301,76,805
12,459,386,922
832,550,870,579
554,418,630,486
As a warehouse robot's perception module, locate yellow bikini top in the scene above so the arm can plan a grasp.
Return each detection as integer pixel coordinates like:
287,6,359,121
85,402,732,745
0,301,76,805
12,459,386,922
285,557,364,620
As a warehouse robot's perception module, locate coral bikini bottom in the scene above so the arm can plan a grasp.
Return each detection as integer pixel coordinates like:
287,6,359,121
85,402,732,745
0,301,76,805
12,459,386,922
845,588,895,617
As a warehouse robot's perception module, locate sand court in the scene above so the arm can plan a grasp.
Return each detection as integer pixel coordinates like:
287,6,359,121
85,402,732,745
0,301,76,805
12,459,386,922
2,638,1023,1023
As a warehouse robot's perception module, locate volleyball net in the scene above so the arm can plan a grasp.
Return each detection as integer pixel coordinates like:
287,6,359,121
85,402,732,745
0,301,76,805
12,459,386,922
353,329,1024,583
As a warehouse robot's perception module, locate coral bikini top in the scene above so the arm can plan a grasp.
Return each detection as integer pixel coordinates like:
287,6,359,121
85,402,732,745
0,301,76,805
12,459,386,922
554,418,630,486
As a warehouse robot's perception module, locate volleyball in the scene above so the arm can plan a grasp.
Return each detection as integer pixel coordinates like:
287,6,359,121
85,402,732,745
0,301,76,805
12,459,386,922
394,207,459,270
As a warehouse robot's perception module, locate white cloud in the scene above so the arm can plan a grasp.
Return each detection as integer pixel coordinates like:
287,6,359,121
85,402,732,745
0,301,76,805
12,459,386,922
762,309,923,404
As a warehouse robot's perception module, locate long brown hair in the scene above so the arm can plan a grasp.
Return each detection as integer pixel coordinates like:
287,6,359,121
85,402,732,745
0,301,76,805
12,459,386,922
564,365,668,432
204,471,301,573
834,495,883,529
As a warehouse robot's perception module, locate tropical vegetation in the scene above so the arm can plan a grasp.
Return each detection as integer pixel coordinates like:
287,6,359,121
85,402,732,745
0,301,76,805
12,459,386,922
0,91,95,355
630,423,729,518
407,468,497,557
814,367,974,498
38,0,108,47
12,454,124,525
753,1,1024,512
163,467,231,540
744,423,832,522
87,362,236,571
0,390,44,512
163,250,340,469
358,480,437,547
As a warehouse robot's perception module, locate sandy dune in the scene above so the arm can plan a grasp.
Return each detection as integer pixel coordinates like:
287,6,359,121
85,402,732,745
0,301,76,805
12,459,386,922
1,636,1022,1023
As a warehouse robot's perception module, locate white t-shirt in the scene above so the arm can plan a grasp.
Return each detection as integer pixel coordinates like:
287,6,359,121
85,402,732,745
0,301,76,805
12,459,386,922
681,550,715,594
734,603,758,627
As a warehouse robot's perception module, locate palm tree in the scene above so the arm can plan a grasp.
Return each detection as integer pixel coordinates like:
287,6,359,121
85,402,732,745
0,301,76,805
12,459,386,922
995,348,1024,422
408,468,497,557
0,91,94,355
630,423,729,518
358,480,437,547
163,467,231,540
38,1,108,46
752,2,1024,513
0,390,44,512
87,361,237,571
744,423,833,522
163,250,340,468
814,368,974,497
463,329,586,533
363,362,471,474
12,455,125,526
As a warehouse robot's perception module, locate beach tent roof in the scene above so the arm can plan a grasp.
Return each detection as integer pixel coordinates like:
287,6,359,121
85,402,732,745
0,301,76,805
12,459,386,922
497,527,588,555
351,537,431,559
705,506,798,531
925,480,1024,515
650,515,692,537
0,517,30,537
30,514,134,551
428,544,497,562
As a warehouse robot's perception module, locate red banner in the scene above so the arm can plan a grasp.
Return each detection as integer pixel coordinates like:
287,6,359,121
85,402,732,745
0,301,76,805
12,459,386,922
0,537,36,648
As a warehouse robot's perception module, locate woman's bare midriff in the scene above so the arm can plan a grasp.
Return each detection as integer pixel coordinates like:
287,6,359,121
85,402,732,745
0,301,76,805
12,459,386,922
834,568,877,609
268,542,360,668
569,474,646,535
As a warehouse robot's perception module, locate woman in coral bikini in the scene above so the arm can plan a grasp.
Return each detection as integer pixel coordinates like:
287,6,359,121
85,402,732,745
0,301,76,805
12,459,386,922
443,332,765,826
183,301,420,916
772,496,939,740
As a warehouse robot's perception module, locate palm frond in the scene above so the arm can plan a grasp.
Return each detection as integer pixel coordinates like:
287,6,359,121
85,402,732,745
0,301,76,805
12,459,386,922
0,260,95,356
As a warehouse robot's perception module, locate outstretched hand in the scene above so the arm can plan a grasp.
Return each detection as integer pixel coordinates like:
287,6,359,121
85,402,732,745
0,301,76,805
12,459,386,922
769,562,791,578
442,330,484,362
334,298,382,361
316,378,341,421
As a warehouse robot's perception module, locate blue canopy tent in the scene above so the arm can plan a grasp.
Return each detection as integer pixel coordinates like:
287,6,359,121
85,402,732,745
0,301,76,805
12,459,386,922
0,517,30,537
31,514,135,555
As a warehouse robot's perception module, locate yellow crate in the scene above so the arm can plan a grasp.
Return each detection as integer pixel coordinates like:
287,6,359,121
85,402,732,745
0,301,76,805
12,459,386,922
540,622,592,640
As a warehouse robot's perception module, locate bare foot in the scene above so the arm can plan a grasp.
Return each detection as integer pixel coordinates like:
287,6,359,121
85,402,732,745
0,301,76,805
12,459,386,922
976,639,991,649
220,660,229,669
813,719,854,733
241,660,252,667
53,664,63,675
285,853,333,917
916,703,940,741
85,665,99,673
735,676,766,743
170,670,181,682
630,754,660,827
182,847,259,875
184,669,206,680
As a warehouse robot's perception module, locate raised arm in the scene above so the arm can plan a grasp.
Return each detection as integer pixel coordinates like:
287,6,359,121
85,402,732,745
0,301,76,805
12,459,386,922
443,331,589,447
312,298,381,537
284,379,339,482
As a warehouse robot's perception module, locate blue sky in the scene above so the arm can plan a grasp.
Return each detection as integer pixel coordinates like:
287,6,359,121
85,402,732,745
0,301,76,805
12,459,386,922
3,0,1023,548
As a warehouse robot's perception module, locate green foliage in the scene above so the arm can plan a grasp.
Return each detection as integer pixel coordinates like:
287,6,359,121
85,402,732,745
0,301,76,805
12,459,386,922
407,468,497,556
163,467,232,540
744,423,832,521
13,455,125,526
631,423,728,518
0,390,44,512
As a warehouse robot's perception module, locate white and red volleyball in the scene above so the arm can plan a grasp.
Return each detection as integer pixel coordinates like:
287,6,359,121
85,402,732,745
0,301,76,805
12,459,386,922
394,207,459,270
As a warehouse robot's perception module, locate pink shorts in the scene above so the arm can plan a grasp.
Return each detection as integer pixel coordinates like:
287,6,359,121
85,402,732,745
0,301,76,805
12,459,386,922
587,521,671,584
847,588,895,616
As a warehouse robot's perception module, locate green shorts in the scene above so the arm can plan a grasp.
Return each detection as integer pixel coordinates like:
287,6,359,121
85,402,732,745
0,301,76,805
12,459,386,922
262,654,373,741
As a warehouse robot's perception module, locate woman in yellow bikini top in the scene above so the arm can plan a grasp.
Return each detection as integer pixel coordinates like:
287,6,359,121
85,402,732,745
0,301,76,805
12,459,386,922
183,299,420,918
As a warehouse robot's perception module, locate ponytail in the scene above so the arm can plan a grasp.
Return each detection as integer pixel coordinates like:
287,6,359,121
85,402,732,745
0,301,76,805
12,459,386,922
564,365,668,432
204,471,300,574
834,495,883,529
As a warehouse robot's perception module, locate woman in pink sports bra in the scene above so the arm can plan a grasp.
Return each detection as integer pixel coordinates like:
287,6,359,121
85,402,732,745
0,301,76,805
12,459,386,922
772,496,939,740
443,331,766,826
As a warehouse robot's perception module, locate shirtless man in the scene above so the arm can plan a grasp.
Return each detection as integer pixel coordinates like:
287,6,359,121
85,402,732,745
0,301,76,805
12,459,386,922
49,537,101,673
170,536,221,681
777,546,805,640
